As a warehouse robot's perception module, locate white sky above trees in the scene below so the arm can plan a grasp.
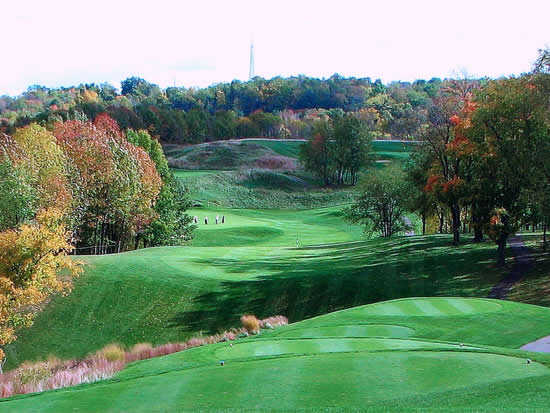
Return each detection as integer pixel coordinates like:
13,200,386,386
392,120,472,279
1,0,548,95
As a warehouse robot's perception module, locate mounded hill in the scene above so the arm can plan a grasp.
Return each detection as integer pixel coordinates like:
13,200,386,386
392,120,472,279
3,298,550,411
164,140,298,170
167,139,415,209
164,138,413,170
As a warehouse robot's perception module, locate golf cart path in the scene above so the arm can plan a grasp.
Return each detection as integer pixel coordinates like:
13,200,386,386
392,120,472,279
521,335,550,353
488,235,532,300
486,234,548,353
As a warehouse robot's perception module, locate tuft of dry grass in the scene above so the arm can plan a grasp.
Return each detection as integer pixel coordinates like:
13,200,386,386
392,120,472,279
95,344,125,362
240,314,261,334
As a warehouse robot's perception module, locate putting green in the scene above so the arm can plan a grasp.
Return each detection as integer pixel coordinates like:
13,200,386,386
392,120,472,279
214,338,479,360
362,298,503,317
278,324,414,338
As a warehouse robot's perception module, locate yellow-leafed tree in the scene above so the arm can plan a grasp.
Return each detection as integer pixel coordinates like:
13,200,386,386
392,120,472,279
0,209,81,372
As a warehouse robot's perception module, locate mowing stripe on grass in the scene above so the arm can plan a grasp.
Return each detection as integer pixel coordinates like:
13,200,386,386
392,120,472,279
278,325,415,339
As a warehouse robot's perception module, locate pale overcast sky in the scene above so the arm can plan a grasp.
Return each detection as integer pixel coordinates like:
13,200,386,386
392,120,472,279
1,0,548,96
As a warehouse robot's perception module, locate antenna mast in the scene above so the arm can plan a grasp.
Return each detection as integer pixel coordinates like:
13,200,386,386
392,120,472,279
249,40,255,80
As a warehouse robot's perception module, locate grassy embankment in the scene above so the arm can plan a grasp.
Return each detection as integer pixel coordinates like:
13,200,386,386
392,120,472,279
3,297,550,411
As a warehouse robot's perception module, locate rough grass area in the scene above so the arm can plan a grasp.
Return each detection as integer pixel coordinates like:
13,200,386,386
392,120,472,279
3,298,550,411
165,141,297,170
165,139,414,171
4,205,531,370
176,169,355,209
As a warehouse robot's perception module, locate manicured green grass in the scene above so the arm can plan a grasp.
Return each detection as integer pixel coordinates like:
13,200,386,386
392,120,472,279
245,139,304,158
4,298,550,412
171,169,218,178
4,205,520,369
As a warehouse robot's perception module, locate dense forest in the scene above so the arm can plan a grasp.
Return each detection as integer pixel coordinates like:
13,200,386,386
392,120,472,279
0,75,449,143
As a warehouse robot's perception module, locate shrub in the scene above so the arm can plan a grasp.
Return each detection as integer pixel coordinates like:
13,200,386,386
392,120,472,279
129,343,153,355
259,315,288,328
240,314,260,333
95,344,125,362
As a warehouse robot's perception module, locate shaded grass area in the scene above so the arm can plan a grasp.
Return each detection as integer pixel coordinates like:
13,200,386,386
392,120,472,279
3,298,550,412
5,229,512,371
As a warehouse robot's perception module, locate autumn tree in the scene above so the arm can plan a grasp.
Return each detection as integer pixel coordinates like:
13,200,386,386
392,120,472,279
0,209,81,371
421,82,478,245
12,124,72,213
469,76,550,265
0,134,37,230
127,128,194,246
299,119,332,185
54,115,162,253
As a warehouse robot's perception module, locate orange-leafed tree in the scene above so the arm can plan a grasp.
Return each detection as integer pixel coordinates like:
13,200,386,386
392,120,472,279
54,115,161,253
0,209,81,372
422,82,478,245
469,76,550,265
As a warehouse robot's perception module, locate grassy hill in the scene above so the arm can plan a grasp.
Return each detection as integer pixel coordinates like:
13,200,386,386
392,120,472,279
167,139,415,209
174,170,356,209
4,205,523,370
3,297,550,411
165,138,414,169
164,140,298,170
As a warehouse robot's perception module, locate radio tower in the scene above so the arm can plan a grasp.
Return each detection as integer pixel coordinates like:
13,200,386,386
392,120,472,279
249,40,255,80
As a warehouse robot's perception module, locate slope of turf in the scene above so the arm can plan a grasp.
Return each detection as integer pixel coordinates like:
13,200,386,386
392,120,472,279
4,205,520,369
165,141,297,170
245,139,304,158
177,170,356,209
169,139,415,209
3,298,550,412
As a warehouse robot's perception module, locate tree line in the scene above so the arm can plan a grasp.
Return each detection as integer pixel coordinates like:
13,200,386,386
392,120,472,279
0,114,194,254
0,75,447,144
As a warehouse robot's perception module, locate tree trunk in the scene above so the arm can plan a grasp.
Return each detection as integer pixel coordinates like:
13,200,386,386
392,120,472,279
422,212,426,236
544,223,547,251
451,203,461,245
472,208,484,242
438,211,444,234
473,226,484,243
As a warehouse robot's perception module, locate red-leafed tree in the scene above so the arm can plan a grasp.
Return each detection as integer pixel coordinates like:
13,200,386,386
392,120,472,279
422,82,478,245
54,115,161,253
468,76,550,265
